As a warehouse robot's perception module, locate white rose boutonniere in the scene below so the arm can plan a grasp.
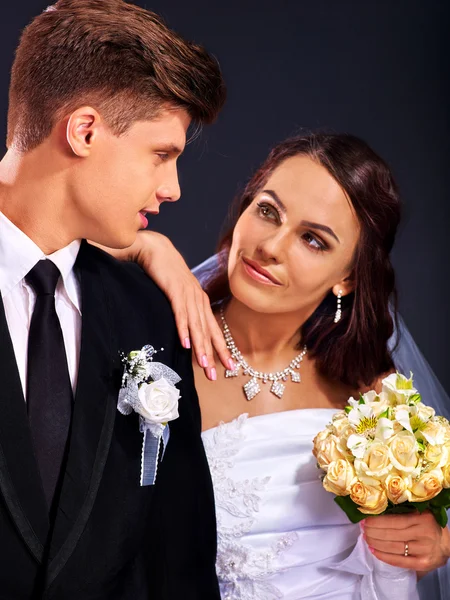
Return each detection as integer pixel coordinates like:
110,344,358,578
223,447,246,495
117,345,181,486
137,378,180,424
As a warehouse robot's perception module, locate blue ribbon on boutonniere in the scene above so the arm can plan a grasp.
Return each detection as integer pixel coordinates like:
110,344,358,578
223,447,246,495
117,345,181,486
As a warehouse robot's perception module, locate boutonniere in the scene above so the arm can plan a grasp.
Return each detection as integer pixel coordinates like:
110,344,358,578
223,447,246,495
117,344,181,486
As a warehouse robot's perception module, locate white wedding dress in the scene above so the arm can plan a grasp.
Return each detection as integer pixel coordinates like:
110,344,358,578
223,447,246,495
201,409,419,600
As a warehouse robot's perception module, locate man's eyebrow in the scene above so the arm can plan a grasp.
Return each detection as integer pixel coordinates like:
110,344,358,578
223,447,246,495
157,143,184,155
262,189,340,243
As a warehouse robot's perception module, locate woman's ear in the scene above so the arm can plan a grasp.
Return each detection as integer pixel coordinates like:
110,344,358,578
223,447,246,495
332,273,355,299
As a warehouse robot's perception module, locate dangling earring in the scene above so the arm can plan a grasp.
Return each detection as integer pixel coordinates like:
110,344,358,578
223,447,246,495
334,290,343,323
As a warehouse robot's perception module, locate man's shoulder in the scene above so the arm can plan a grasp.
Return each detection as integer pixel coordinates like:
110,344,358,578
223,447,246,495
79,243,174,320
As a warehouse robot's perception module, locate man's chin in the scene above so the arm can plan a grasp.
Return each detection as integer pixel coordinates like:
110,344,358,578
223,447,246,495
90,231,138,251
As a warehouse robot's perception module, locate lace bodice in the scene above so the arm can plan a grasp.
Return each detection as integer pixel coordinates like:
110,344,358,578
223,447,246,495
202,410,418,600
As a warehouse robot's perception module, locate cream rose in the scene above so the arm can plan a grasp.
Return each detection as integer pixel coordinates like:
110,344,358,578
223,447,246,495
416,403,436,422
409,469,444,502
350,477,388,515
315,434,345,470
443,464,450,489
312,428,332,457
424,443,448,469
332,412,350,436
357,442,392,479
388,430,419,473
441,419,450,443
421,420,446,446
323,459,356,496
385,472,411,504
337,424,356,458
136,377,180,423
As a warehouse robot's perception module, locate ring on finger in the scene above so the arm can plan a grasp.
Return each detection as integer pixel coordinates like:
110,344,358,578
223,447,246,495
404,542,409,557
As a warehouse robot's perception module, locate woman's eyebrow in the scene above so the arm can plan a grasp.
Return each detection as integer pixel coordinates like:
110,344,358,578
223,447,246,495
262,189,340,243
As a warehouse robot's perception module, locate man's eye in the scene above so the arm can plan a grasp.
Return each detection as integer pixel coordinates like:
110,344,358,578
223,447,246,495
156,153,169,161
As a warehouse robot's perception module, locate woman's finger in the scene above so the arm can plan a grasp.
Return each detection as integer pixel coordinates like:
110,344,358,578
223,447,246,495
369,548,431,571
204,297,233,371
364,535,425,557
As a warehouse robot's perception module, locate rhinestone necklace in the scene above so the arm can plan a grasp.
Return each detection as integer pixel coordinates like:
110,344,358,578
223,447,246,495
220,306,307,401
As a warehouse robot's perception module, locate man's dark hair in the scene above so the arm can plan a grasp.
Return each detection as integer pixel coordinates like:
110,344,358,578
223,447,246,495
7,0,226,151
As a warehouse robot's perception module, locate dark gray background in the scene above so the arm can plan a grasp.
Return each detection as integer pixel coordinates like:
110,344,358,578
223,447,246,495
1,1,449,393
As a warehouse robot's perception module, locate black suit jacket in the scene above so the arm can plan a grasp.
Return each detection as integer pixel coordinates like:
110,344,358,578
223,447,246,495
0,241,220,599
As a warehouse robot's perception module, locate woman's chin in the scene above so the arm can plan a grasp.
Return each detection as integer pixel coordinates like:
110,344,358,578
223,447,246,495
228,278,282,314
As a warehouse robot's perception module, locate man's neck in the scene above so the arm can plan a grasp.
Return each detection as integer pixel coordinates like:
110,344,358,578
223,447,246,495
0,147,78,254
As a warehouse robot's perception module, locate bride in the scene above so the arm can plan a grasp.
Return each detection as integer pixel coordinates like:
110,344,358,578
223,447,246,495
105,132,450,599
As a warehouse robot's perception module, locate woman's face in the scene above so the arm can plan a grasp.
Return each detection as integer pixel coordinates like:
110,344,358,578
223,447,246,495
228,155,360,318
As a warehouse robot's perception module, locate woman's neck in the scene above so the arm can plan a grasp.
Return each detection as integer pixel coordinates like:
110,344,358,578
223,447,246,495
221,297,305,367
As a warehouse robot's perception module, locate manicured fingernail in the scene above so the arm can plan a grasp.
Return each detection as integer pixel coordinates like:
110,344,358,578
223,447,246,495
369,546,375,554
201,355,208,368
360,521,365,530
184,337,191,349
210,368,217,381
228,358,236,371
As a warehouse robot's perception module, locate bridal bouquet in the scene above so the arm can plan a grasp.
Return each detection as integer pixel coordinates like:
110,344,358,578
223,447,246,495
313,373,450,526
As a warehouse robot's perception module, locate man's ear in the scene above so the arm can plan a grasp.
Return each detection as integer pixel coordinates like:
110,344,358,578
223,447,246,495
66,106,102,157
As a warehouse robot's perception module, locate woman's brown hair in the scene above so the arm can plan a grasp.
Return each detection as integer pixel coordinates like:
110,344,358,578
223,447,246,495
205,133,401,389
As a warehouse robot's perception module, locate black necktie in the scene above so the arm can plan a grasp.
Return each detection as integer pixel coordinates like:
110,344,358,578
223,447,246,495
26,260,73,510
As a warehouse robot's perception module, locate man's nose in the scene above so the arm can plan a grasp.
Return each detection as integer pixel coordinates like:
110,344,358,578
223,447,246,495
156,168,181,203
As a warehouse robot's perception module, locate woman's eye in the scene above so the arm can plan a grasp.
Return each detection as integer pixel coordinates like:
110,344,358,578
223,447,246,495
257,202,280,222
303,232,327,252
156,153,169,162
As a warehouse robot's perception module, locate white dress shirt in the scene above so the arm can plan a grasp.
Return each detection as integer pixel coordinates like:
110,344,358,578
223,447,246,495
0,211,82,397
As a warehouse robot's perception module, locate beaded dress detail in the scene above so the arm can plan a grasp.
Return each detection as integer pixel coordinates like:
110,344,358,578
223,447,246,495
202,410,419,600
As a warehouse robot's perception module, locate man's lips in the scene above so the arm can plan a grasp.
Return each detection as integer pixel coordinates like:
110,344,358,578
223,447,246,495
138,207,160,227
139,211,149,228
241,257,282,286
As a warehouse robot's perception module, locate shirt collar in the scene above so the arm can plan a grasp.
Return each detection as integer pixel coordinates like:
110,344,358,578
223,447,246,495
0,211,81,314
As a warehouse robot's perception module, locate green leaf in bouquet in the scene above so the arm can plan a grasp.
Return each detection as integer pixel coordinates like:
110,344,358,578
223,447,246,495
344,406,352,414
358,394,365,405
429,506,448,528
386,502,418,515
429,488,450,508
416,439,426,452
334,496,367,524
409,393,421,404
410,501,431,514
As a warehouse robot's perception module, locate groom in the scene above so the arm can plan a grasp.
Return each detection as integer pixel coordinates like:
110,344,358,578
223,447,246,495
0,1,225,598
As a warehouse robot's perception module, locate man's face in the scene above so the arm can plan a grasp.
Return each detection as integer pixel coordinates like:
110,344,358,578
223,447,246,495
69,107,190,248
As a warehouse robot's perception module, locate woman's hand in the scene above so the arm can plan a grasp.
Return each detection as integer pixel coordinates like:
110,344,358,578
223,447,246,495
91,231,233,381
362,511,450,574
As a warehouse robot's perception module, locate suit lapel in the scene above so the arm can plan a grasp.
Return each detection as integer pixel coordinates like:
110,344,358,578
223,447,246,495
47,242,120,584
0,295,49,561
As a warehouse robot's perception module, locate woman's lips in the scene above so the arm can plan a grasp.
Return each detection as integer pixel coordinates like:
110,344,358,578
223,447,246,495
241,257,282,286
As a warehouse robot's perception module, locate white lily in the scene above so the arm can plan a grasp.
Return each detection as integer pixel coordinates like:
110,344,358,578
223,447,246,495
348,403,375,427
382,372,417,405
395,406,413,433
347,434,370,459
375,417,395,441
